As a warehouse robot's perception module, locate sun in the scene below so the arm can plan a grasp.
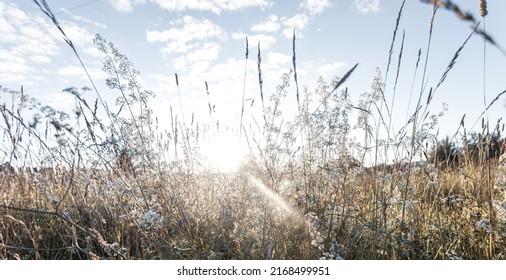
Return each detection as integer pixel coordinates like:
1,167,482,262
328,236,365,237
200,132,249,172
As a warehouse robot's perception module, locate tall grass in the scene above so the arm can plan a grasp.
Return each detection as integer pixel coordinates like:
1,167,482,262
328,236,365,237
1,0,506,260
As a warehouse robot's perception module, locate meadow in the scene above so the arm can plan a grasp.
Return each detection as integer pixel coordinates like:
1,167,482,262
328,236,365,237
1,0,506,260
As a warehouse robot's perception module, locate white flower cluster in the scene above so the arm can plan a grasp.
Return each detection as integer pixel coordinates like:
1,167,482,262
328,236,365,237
442,195,465,204
305,212,323,249
130,209,162,229
476,218,493,233
320,241,343,260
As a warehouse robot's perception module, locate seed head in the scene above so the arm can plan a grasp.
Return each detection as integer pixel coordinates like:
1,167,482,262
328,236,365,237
480,0,488,17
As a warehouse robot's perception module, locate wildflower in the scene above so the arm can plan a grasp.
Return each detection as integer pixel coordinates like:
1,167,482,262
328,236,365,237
451,197,464,203
305,212,318,224
428,225,439,232
109,242,128,257
404,200,419,210
446,251,463,260
397,183,415,192
476,218,493,233
132,209,161,229
310,230,324,249
348,205,360,213
443,195,465,204
494,201,506,211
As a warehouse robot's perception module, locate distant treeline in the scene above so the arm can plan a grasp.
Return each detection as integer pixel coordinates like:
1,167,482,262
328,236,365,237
429,132,505,168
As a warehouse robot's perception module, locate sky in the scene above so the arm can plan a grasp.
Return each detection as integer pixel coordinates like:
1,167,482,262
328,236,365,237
1,0,506,170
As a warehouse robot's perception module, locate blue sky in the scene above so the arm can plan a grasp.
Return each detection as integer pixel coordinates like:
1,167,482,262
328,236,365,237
1,0,506,169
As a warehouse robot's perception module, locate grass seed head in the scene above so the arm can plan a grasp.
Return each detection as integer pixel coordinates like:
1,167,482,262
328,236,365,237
480,0,488,17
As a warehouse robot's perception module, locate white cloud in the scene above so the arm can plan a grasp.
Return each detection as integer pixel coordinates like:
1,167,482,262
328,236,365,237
264,52,291,71
109,0,146,12
232,32,276,49
45,92,75,109
147,16,226,53
57,65,107,80
0,52,30,73
171,42,220,71
251,15,280,33
282,13,309,31
112,0,272,15
300,0,332,15
189,42,221,63
147,16,226,74
56,19,102,58
281,13,308,39
6,3,29,22
0,15,16,34
231,32,247,40
57,65,88,78
353,0,380,14
148,50,296,131
153,0,217,13
82,46,103,58
60,21,95,47
30,55,52,64
0,2,101,87
317,62,348,79
59,8,107,29
216,0,272,12
150,0,272,14
0,3,61,84
191,57,260,117
251,34,276,49
202,58,244,82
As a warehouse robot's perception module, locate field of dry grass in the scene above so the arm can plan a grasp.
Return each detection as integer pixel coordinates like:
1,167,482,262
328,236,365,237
1,0,506,260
